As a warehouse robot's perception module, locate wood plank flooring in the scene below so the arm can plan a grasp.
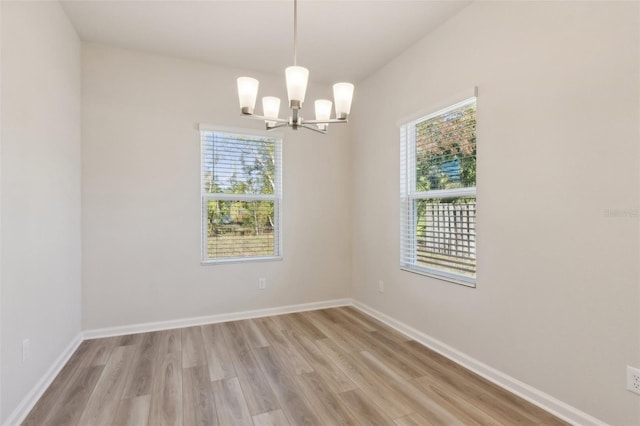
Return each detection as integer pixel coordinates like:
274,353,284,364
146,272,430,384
23,307,568,426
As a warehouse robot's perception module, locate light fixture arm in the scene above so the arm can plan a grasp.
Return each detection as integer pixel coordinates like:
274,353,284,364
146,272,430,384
300,124,328,134
241,111,288,124
241,108,347,126
302,118,349,125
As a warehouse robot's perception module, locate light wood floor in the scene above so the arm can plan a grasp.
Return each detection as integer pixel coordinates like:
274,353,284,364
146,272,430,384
23,307,568,426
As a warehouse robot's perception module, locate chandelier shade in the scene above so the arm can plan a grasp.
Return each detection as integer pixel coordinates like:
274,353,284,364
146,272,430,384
314,99,332,130
237,77,259,114
235,0,353,134
333,82,355,118
285,66,309,107
262,96,281,126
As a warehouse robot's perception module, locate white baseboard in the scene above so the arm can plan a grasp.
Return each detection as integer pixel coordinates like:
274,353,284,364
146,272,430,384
3,333,83,426
351,300,608,426
83,298,352,339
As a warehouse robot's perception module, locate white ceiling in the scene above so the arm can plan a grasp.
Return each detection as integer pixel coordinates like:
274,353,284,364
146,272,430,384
61,0,471,84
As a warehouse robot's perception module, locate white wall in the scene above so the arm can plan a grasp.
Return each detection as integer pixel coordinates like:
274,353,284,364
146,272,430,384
81,44,351,330
1,1,82,422
350,1,639,425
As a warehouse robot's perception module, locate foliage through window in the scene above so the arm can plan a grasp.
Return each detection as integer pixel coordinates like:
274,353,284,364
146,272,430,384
400,98,477,286
201,128,282,262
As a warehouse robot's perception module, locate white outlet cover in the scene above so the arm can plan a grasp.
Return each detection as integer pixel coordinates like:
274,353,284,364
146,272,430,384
627,366,640,395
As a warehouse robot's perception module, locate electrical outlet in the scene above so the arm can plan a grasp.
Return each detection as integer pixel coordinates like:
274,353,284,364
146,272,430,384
22,339,31,364
627,366,640,395
258,278,266,289
378,280,384,293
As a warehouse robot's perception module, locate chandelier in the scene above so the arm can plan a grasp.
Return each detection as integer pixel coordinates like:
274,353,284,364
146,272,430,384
236,0,354,134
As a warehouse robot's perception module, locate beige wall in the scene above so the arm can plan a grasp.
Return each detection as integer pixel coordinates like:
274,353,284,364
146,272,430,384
1,1,82,421
350,1,640,425
81,44,352,330
3,1,639,423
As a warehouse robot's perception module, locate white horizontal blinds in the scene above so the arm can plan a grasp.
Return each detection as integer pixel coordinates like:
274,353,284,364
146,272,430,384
206,200,277,258
400,124,416,266
201,130,282,261
202,132,281,196
415,198,476,278
400,97,477,284
414,98,476,192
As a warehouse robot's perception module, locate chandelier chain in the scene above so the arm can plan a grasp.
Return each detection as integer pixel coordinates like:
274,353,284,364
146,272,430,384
293,0,297,66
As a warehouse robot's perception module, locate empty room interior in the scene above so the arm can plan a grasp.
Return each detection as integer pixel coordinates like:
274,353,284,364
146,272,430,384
1,0,639,425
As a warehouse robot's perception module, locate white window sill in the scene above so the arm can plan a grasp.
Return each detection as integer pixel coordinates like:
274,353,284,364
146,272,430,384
401,265,476,288
201,256,283,266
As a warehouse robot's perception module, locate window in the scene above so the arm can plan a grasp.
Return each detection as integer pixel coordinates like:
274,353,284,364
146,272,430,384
400,97,477,286
200,126,282,263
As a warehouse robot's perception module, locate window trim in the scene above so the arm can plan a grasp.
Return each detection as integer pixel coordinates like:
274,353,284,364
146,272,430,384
400,97,477,287
199,124,283,265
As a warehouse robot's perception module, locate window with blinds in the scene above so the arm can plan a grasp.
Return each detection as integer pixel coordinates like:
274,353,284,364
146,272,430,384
200,127,282,263
400,97,477,286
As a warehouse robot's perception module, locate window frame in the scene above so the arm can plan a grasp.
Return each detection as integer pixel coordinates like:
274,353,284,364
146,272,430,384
199,124,283,265
400,97,477,287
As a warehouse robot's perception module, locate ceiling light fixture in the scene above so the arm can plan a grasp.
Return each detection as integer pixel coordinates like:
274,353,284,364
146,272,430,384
236,0,354,134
